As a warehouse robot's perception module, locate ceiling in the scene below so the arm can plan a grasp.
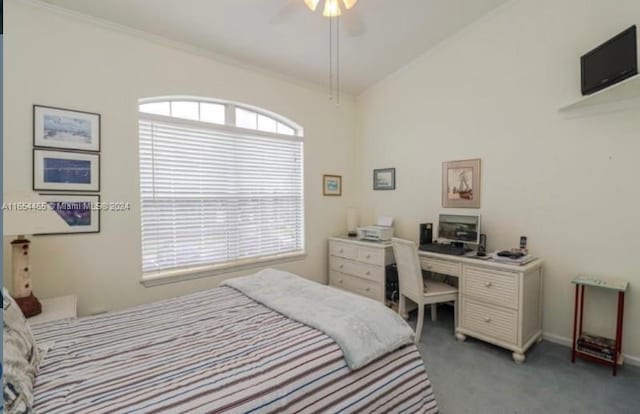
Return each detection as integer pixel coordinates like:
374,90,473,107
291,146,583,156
43,0,509,94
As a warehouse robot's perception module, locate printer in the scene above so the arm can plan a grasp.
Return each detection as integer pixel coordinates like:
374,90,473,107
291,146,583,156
357,216,394,241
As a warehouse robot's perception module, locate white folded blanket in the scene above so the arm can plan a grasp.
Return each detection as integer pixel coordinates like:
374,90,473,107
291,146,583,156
222,268,414,370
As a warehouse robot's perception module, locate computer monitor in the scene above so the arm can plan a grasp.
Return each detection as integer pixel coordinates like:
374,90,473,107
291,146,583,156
437,214,481,244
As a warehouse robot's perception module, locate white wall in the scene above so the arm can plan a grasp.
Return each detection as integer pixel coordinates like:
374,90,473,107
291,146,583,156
3,0,357,315
357,0,640,359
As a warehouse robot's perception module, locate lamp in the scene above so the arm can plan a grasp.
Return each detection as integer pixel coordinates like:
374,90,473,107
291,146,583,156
302,0,360,104
303,0,359,14
3,192,68,317
347,207,359,237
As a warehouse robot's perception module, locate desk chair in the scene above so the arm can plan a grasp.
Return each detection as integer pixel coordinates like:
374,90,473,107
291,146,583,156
392,238,458,343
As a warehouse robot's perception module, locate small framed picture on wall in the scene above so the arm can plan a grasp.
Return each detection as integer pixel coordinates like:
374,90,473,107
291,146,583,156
33,105,101,152
33,149,100,192
37,194,101,235
323,174,342,196
373,168,396,190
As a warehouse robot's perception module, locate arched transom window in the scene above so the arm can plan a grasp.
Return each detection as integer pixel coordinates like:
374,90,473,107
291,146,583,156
138,97,304,282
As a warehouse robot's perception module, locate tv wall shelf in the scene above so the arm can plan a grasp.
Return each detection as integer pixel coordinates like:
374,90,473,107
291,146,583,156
559,74,640,116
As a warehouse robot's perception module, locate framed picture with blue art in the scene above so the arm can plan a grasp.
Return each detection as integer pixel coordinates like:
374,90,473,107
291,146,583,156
37,194,100,234
33,105,100,152
323,174,342,196
33,149,100,192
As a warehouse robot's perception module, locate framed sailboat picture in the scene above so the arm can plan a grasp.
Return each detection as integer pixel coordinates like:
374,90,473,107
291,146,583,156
442,159,481,208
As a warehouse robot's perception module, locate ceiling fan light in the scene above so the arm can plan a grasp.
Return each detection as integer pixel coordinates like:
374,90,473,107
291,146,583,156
323,0,342,17
342,0,358,10
304,0,321,11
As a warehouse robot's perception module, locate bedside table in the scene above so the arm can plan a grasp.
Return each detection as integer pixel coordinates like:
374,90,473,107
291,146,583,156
28,295,77,325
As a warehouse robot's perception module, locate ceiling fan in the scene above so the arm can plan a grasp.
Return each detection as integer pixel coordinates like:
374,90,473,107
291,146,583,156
304,0,359,17
270,0,365,37
269,0,365,105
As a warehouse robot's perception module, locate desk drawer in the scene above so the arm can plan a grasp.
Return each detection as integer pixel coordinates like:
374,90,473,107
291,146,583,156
461,297,518,345
329,257,383,282
463,266,519,309
329,271,383,302
356,246,385,266
420,257,460,277
329,241,357,260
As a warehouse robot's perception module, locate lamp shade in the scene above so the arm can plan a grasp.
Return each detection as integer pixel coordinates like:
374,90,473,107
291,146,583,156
3,192,69,236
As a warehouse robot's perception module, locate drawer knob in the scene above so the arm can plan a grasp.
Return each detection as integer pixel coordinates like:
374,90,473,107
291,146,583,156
366,254,371,259
365,271,371,276
485,282,493,288
339,249,344,253
339,279,343,284
484,317,492,323
365,287,371,292
339,264,344,269
426,265,432,269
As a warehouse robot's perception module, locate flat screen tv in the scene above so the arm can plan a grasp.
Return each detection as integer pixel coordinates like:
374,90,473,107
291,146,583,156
581,25,637,96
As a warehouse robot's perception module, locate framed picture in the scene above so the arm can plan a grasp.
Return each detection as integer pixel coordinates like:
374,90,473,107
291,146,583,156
37,194,100,235
323,175,342,196
34,105,100,152
373,168,396,190
442,158,481,208
33,149,100,192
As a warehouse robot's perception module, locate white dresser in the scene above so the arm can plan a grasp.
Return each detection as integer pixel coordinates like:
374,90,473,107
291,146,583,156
328,236,394,303
419,252,544,363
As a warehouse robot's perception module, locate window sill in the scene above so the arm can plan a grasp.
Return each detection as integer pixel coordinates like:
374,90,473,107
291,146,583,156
140,251,307,287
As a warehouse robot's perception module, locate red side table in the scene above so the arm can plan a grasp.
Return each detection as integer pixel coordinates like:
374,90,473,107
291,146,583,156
571,275,629,376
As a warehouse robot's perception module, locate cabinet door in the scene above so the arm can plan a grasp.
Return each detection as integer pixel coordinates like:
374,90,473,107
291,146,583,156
420,257,460,277
356,246,385,266
329,241,357,260
461,297,518,345
329,271,383,302
462,265,519,309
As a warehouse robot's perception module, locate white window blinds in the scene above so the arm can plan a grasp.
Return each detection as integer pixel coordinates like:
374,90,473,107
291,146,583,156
139,115,304,275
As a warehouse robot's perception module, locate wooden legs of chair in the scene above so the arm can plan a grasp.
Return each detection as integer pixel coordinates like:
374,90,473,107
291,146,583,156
430,304,437,322
415,303,425,344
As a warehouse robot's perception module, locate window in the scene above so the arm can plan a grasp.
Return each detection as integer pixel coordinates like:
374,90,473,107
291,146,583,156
139,98,304,281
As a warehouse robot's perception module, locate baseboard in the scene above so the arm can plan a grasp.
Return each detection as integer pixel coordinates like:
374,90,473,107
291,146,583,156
543,332,640,368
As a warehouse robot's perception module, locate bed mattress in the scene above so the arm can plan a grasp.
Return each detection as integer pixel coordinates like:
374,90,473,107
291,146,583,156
31,286,438,413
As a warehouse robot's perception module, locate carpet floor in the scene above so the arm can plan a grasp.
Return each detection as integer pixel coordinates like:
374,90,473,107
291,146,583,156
410,306,640,414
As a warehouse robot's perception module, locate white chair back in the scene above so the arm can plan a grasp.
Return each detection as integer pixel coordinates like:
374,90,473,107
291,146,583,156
392,238,424,303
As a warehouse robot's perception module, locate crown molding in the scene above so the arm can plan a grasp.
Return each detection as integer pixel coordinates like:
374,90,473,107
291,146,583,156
12,0,354,99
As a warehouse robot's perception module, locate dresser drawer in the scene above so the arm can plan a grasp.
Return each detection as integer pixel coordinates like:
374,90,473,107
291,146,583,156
329,241,357,260
420,257,460,277
356,246,385,266
461,298,518,345
462,266,519,309
329,271,383,302
329,257,383,282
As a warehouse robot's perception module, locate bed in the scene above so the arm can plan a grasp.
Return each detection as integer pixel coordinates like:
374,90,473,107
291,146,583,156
28,271,438,413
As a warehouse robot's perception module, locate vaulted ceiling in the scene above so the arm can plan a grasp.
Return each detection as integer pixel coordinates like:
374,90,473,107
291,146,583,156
43,0,509,93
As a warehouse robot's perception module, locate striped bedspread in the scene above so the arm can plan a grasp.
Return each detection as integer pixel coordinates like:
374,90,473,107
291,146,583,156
31,286,438,413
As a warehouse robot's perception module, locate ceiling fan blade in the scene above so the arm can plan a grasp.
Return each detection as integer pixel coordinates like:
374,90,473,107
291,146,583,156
343,11,366,37
269,0,302,24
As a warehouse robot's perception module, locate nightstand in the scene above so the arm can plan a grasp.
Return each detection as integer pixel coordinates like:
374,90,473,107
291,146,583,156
27,295,77,325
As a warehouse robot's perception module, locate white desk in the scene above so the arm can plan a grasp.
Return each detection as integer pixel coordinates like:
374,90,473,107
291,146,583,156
419,251,544,363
